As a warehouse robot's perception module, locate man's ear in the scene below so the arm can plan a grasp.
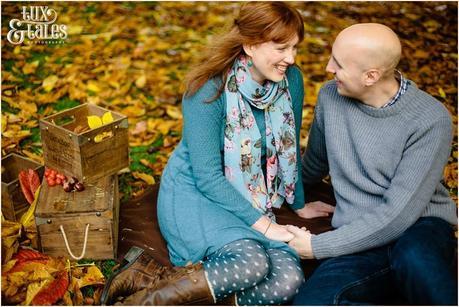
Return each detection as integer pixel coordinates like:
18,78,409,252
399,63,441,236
242,44,254,57
364,69,381,86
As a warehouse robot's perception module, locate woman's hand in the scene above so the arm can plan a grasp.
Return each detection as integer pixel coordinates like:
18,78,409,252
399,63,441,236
295,201,335,219
264,223,295,242
252,216,294,242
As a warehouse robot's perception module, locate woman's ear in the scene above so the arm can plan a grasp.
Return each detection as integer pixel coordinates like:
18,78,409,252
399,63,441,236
242,44,254,57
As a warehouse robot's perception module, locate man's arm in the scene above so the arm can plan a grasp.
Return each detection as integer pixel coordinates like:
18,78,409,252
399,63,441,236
309,116,453,259
302,101,329,188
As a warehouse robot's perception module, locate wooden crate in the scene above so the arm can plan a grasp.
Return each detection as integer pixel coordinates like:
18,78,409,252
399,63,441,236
39,103,129,183
1,153,44,221
35,175,119,260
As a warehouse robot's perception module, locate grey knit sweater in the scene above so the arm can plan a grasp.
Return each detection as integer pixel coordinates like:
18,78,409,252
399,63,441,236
302,80,457,259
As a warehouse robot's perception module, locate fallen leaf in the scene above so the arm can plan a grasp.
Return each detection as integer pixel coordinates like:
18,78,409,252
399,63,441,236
132,171,155,185
42,75,59,92
135,74,147,88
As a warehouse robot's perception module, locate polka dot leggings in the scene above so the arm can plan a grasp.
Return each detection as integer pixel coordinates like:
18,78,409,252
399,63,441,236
203,239,305,305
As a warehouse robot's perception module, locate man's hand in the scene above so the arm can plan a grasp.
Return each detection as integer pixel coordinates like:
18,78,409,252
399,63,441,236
295,201,335,219
287,225,314,259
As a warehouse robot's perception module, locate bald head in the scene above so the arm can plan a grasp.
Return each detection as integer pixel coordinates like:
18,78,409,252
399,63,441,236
335,23,401,77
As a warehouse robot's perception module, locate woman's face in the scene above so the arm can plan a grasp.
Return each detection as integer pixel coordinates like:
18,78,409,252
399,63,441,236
244,35,299,84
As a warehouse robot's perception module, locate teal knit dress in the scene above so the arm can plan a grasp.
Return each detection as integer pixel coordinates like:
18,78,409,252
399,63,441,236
157,66,305,266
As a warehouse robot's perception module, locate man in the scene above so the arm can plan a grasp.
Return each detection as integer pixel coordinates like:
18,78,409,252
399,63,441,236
288,23,457,305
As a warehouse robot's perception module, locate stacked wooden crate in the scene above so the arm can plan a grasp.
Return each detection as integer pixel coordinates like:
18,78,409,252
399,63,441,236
1,153,44,221
35,103,129,260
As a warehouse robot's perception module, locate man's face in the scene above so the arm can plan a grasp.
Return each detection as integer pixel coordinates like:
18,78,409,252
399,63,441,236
325,39,367,99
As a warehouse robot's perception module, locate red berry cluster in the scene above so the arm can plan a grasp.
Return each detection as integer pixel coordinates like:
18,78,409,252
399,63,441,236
44,168,66,187
44,168,85,192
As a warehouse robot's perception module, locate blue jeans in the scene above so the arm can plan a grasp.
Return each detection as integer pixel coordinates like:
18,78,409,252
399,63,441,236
293,217,457,305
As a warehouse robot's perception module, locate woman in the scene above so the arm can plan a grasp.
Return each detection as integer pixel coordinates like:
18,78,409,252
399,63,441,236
105,2,330,305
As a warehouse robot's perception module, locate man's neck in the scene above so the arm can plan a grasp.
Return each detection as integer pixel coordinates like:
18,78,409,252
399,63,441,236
359,76,400,108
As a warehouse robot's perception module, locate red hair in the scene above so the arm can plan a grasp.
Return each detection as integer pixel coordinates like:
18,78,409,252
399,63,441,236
184,2,304,100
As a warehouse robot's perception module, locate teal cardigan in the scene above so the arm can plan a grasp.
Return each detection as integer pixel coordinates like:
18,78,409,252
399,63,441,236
157,66,305,266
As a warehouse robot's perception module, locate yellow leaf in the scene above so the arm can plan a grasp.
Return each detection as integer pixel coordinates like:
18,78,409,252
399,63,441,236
135,75,147,88
102,111,114,125
77,266,105,288
67,25,83,35
19,101,37,116
165,105,182,120
2,259,18,274
22,61,39,75
8,271,28,287
1,220,22,237
87,80,101,93
2,114,7,133
20,186,41,228
24,280,49,306
132,171,155,185
42,75,59,92
438,87,446,99
29,270,53,282
21,150,44,165
2,130,32,139
87,115,102,129
122,105,146,117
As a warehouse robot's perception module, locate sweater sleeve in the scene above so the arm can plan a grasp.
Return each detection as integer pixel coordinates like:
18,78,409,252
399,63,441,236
287,66,306,210
311,115,453,259
301,91,329,188
182,80,263,226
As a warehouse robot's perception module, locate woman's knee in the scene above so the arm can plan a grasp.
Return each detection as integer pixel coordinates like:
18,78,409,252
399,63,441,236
266,250,305,302
217,239,271,281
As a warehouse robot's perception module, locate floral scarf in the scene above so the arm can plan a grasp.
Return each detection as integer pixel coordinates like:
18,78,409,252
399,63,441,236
224,55,297,219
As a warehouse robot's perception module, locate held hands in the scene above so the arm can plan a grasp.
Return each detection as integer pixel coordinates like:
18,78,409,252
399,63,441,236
286,225,314,259
295,201,335,219
252,216,294,242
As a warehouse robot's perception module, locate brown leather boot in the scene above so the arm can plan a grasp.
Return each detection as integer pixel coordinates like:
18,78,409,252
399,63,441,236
101,246,177,305
118,262,215,305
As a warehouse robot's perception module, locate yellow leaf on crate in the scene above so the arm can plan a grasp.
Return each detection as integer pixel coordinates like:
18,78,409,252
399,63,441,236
102,111,114,125
78,266,105,288
42,75,59,92
135,74,147,88
23,280,49,306
20,186,41,228
132,171,155,185
87,115,103,129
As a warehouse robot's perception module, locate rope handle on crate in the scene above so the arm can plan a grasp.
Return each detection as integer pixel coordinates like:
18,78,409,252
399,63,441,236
59,224,90,260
